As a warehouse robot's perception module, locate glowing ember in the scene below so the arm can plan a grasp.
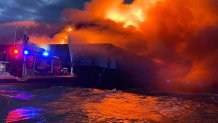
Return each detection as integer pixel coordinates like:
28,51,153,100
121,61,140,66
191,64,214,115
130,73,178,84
67,27,73,32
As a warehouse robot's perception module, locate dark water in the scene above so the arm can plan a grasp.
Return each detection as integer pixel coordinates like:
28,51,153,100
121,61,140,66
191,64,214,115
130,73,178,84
0,85,218,123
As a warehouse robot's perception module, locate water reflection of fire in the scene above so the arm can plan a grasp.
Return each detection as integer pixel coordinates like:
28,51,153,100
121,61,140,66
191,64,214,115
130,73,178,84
83,92,193,122
84,94,162,122
39,87,218,122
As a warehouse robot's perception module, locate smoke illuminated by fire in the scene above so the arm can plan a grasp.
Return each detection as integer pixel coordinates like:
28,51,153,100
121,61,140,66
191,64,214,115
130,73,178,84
30,26,73,44
62,0,218,86
2,0,218,87
105,0,161,29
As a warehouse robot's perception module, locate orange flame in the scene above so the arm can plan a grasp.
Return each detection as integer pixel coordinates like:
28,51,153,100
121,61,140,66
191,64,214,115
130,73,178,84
61,0,218,85
30,26,74,44
105,0,161,29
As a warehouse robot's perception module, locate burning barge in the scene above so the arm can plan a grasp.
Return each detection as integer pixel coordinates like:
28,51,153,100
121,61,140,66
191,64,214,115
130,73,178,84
0,35,217,93
0,34,156,89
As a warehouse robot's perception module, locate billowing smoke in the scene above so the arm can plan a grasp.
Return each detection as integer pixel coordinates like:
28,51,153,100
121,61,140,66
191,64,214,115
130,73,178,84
62,0,218,86
1,0,217,88
0,21,64,44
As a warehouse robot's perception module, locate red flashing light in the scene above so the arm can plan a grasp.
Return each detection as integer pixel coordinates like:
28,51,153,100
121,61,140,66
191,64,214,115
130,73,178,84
13,49,19,54
10,48,21,57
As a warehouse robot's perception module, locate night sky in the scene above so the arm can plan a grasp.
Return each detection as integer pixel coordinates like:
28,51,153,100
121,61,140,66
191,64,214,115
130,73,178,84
0,0,90,23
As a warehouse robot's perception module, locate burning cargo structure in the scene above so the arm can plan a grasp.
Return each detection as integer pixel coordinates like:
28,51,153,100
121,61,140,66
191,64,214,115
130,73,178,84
1,42,217,93
68,43,157,89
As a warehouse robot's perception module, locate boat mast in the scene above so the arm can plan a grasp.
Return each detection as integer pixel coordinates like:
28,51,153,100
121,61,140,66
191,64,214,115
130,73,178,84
13,24,18,45
68,36,74,75
32,8,37,43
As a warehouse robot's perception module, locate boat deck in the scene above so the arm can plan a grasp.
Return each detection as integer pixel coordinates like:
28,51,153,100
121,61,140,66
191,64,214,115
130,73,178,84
0,75,77,87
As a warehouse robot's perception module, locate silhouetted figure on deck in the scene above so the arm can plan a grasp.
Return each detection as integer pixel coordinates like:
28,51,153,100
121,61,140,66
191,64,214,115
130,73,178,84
22,34,30,45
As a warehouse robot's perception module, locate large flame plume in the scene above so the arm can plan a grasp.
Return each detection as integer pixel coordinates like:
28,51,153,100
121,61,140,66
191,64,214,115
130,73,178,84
62,0,218,86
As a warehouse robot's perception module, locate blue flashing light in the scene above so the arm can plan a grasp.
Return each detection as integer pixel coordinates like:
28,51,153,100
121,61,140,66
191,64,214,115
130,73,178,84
42,51,49,57
23,50,29,55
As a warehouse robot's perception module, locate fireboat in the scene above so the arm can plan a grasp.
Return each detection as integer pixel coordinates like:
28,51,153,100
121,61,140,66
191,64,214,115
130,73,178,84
0,34,76,86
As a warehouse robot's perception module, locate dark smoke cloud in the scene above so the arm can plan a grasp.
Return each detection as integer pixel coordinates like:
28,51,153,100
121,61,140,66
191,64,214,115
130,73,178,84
0,21,63,44
63,0,218,85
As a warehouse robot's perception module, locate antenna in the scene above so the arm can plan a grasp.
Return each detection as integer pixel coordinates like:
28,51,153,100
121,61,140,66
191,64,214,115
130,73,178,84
13,25,18,45
32,8,38,43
